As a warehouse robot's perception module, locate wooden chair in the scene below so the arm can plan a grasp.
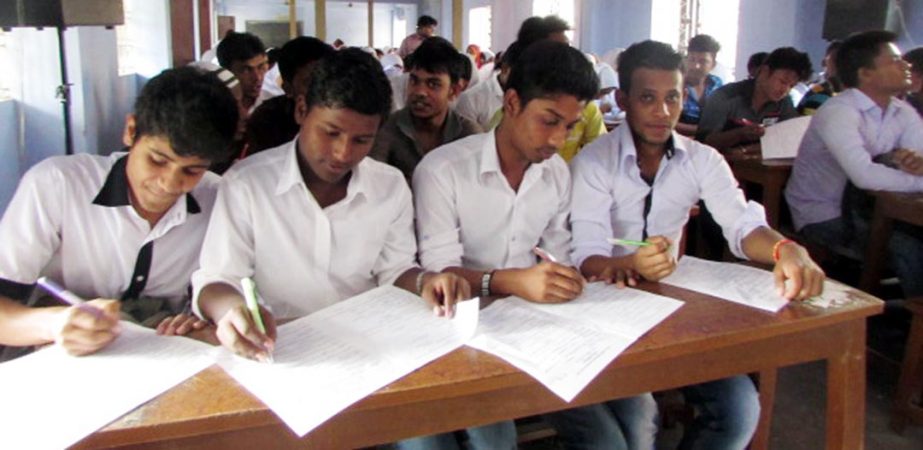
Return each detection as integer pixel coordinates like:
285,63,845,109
891,297,923,433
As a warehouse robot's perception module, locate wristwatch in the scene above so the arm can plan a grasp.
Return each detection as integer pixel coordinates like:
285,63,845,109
480,270,495,298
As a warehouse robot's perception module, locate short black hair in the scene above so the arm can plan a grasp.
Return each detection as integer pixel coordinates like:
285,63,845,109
516,15,570,48
617,40,685,94
506,40,598,108
905,47,923,75
406,37,464,83
458,53,474,82
836,30,897,88
498,41,524,71
747,52,768,74
687,34,721,55
305,48,392,123
417,15,437,27
133,67,239,162
217,31,266,69
826,39,843,56
763,47,813,82
278,36,335,84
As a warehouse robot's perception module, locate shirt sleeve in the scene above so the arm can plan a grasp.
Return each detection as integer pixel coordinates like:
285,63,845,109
538,164,575,266
696,89,732,141
190,176,253,318
569,148,617,269
816,103,923,192
695,146,768,259
372,180,418,286
0,160,64,300
413,160,464,272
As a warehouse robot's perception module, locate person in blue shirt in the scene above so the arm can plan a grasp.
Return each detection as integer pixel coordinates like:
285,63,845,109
677,34,724,137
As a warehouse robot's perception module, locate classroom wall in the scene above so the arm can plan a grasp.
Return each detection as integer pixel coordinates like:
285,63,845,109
579,0,652,56
0,100,21,215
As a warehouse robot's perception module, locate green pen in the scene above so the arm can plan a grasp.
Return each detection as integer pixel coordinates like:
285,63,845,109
241,277,273,363
607,237,652,247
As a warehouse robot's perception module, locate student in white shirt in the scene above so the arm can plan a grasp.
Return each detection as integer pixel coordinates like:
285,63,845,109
570,40,825,450
0,67,240,357
193,49,469,363
413,40,649,450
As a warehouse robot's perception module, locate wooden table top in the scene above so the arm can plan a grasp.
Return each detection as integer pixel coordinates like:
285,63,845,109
75,280,883,449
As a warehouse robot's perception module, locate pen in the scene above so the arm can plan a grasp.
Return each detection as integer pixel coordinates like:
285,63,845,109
241,277,273,363
36,276,106,319
532,246,559,263
607,238,652,247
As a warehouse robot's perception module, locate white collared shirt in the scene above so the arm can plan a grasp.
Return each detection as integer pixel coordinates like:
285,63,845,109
570,124,767,269
192,139,417,319
413,130,573,272
0,153,217,309
454,73,504,130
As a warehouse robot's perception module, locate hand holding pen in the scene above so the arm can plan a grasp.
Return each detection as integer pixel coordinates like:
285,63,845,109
507,247,584,303
622,236,676,281
37,277,121,356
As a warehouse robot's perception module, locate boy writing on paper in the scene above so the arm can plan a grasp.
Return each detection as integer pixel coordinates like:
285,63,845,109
412,40,654,450
193,49,469,363
569,40,825,450
0,67,240,358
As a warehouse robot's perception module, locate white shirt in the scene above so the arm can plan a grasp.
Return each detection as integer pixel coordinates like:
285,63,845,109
0,153,217,309
570,124,767,269
785,88,923,230
390,72,409,112
413,130,573,272
454,73,504,130
192,139,417,319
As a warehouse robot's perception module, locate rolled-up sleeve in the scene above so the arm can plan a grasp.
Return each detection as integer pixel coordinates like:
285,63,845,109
413,160,464,272
569,148,617,269
191,177,252,318
696,148,768,259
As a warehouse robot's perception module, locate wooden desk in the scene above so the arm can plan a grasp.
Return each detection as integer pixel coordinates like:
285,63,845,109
859,191,923,293
725,146,794,229
74,283,882,450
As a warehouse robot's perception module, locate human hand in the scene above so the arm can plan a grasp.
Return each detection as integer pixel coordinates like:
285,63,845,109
420,272,472,318
588,265,639,288
773,242,825,301
892,148,923,175
214,303,276,362
631,236,676,281
54,299,121,356
515,262,585,303
156,313,210,336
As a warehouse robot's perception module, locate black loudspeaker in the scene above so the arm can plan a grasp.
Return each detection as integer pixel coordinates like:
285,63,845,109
0,0,123,28
822,0,902,40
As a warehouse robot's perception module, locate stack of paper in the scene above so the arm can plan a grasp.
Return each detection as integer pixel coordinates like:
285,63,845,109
0,322,217,450
468,283,683,401
218,285,480,437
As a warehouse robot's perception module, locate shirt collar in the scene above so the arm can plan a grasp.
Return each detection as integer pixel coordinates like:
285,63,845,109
479,128,554,180
277,137,370,203
92,153,201,214
395,107,465,147
849,87,904,118
616,122,683,167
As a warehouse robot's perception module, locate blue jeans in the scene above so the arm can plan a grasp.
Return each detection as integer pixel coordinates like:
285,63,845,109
801,215,923,297
542,394,658,450
678,375,760,450
393,421,517,450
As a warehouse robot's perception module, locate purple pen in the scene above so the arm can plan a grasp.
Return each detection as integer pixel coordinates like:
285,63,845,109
36,277,105,319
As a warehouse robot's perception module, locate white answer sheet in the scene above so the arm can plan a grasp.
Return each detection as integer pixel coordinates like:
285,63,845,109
218,285,480,437
467,283,683,401
0,322,217,450
760,115,811,159
661,256,789,312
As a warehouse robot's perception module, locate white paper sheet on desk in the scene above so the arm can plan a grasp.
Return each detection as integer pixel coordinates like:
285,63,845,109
467,283,682,402
0,322,217,450
217,285,480,437
760,116,811,159
662,256,788,312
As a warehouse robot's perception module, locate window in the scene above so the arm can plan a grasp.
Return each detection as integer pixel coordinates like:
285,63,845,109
468,6,492,50
532,0,575,43
0,30,14,101
115,1,140,76
697,0,740,77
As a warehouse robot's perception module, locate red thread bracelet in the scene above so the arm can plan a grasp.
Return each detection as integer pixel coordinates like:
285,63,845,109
772,239,795,262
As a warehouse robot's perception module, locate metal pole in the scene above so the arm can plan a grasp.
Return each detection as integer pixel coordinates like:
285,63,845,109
56,26,73,155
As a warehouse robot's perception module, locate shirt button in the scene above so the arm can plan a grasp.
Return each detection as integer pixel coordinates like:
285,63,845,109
135,275,145,282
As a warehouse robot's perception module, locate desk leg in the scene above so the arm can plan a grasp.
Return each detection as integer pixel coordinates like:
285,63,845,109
749,368,777,450
859,201,892,294
826,320,867,450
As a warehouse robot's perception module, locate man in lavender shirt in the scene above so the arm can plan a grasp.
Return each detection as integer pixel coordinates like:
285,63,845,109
785,30,923,297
